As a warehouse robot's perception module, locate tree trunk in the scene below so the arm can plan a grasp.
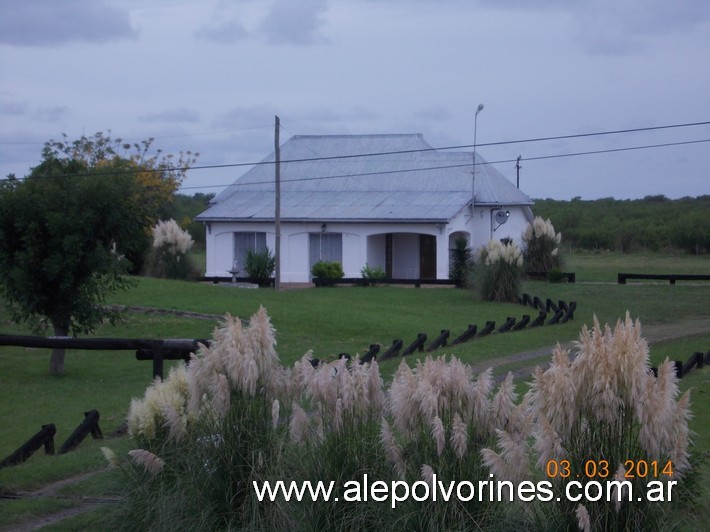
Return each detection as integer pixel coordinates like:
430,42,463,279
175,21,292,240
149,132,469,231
49,323,68,376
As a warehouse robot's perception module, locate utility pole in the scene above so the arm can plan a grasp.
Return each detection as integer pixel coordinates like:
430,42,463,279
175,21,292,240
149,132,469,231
472,104,484,221
274,115,281,290
516,155,522,189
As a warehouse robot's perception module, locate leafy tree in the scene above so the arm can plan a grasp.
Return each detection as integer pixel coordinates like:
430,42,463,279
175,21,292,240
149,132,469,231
42,132,198,271
0,133,197,374
170,192,215,249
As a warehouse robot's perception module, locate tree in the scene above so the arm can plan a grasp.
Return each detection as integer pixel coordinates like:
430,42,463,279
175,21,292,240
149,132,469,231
0,133,197,374
40,132,198,272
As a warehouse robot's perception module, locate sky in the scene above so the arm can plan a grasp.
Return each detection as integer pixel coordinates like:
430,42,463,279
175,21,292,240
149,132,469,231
1,0,709,201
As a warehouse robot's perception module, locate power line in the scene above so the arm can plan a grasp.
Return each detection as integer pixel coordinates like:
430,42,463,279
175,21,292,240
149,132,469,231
0,123,274,146
176,137,710,191
3,120,710,183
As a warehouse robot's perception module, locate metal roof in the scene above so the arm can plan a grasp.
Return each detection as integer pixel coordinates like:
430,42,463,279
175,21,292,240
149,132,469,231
197,134,533,223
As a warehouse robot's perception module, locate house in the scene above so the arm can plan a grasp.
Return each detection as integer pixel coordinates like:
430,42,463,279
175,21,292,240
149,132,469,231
196,134,534,283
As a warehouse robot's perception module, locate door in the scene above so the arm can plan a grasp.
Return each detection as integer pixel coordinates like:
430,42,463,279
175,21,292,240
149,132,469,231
419,234,436,279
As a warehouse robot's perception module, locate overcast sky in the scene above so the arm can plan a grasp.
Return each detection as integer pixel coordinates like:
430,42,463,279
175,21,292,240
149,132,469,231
1,0,709,200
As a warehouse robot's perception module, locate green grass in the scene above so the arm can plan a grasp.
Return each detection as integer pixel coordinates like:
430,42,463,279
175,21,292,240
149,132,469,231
564,251,710,282
0,252,708,529
104,275,710,365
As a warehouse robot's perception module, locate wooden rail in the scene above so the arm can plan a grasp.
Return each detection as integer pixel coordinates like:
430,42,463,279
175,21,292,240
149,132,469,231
0,334,206,379
314,277,460,288
618,273,710,285
525,271,576,283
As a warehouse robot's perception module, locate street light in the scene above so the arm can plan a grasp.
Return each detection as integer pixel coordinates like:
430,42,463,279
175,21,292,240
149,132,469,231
472,103,484,218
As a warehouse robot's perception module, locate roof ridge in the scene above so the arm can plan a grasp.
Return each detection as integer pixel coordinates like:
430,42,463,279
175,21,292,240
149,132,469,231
291,133,424,139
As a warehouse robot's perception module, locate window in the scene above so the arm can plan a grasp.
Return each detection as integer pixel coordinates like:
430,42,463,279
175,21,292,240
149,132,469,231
233,232,267,267
309,233,342,267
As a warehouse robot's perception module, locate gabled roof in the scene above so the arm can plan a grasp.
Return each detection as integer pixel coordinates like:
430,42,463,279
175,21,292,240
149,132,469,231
197,134,532,223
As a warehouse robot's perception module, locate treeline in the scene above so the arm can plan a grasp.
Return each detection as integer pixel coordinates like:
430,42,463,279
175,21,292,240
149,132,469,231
171,192,214,249
174,193,709,254
532,195,710,254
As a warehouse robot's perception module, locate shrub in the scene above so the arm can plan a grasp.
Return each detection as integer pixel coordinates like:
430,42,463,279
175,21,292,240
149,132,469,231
449,236,473,288
143,219,197,280
360,263,387,285
475,239,523,302
311,260,344,280
244,248,275,286
547,268,567,283
124,308,291,530
482,313,693,531
115,311,694,530
522,216,562,274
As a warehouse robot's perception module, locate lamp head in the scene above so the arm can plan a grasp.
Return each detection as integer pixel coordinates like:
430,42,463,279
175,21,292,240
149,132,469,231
476,104,484,115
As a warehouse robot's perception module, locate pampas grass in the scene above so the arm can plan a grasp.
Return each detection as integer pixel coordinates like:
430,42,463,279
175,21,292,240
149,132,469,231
128,449,165,475
482,312,694,531
118,309,694,531
122,307,291,530
144,218,196,279
522,216,562,273
476,239,524,302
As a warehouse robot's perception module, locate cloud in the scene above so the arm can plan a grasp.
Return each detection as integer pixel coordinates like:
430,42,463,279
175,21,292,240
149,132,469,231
139,107,201,124
32,105,69,123
413,106,451,122
0,99,67,122
213,105,278,129
0,100,29,117
259,0,329,45
194,18,249,44
196,0,329,46
0,0,138,46
476,0,710,55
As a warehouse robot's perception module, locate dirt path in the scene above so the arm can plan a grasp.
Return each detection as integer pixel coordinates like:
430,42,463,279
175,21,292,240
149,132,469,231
469,316,710,382
1,469,121,532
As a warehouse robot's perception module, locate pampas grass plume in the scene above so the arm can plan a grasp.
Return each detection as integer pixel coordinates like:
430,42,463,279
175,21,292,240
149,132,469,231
431,415,445,457
576,503,591,532
128,449,165,475
451,412,468,459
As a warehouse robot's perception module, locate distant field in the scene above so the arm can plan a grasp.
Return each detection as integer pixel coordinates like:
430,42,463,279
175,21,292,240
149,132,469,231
563,251,709,282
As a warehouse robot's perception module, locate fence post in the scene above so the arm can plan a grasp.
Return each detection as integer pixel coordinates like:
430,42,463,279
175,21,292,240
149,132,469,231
0,424,56,468
58,410,103,455
152,340,164,380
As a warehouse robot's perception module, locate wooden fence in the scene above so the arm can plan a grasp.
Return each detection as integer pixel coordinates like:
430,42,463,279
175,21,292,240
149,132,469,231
618,273,710,284
0,334,206,379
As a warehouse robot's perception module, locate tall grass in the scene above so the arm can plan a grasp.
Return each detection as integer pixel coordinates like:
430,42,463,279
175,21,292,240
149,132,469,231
112,307,695,530
482,313,693,530
522,216,563,274
475,239,524,303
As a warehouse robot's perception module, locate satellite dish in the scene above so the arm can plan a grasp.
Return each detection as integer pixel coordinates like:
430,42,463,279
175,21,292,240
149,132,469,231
494,210,510,225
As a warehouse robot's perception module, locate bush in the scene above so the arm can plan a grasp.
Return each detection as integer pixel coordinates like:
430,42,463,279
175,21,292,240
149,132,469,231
244,248,275,286
475,240,523,303
449,236,473,288
547,268,567,283
123,309,291,530
115,311,694,530
360,263,387,285
522,216,562,274
143,219,197,280
482,314,693,531
311,260,344,280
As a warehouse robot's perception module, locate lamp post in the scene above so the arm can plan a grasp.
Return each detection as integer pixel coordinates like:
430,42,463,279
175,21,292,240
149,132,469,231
472,103,484,220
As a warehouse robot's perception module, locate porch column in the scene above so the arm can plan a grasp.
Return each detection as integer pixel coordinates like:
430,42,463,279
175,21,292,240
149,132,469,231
436,231,449,280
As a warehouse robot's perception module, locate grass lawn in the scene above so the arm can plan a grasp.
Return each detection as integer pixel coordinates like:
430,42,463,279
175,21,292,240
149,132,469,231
563,251,710,282
0,251,708,529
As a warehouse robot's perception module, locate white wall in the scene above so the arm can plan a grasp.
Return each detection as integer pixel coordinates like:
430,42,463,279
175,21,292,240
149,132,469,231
203,209,532,282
